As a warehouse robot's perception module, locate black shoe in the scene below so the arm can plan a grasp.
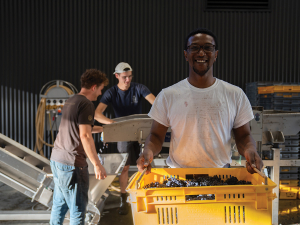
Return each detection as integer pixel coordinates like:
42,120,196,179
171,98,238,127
119,193,129,215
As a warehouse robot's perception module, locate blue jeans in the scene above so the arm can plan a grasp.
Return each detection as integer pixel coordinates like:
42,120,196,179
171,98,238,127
50,161,89,225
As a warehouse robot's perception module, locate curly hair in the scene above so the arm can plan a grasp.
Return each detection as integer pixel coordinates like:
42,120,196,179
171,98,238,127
80,69,109,89
184,28,218,50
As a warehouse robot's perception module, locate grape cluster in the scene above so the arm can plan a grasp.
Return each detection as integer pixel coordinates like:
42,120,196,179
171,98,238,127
143,182,166,189
143,175,251,189
186,194,215,201
224,176,252,185
164,178,186,187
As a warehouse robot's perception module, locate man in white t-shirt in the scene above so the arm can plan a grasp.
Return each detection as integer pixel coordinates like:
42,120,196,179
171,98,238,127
137,28,263,174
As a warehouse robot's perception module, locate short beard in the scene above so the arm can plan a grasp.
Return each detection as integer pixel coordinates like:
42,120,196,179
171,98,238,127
193,65,210,76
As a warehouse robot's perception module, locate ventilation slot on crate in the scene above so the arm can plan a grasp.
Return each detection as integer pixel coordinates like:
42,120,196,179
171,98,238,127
224,193,245,200
157,196,175,202
225,206,246,223
157,207,178,224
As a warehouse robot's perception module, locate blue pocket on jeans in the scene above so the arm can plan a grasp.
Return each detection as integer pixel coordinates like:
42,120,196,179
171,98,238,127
55,163,76,190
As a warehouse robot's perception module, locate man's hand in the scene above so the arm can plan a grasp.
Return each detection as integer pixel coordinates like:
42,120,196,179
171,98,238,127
137,120,168,175
244,149,264,174
94,164,107,180
136,149,153,175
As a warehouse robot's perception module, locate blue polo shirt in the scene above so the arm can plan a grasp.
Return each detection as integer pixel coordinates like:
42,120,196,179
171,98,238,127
100,82,151,118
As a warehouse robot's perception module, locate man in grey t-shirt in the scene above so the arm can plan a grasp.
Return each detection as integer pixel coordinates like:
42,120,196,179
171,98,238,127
50,69,109,225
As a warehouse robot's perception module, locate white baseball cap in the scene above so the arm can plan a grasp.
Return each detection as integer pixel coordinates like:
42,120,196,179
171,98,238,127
113,62,133,74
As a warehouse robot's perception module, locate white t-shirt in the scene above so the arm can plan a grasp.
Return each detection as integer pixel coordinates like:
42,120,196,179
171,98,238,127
148,78,254,168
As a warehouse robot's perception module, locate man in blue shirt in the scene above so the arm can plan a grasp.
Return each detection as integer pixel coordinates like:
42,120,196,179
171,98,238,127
95,62,155,215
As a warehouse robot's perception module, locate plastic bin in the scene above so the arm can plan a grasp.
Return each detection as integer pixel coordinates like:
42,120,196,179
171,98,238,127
280,174,300,180
279,180,300,187
284,135,300,140
273,92,300,98
284,140,300,146
258,86,300,94
273,99,300,105
281,146,300,153
279,187,299,200
127,168,277,225
280,154,300,160
280,166,300,174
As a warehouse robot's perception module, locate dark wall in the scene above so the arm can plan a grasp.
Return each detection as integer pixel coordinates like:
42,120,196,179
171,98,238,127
1,0,300,155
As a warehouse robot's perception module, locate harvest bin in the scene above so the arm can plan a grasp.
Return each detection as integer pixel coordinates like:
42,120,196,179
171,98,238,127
126,168,277,225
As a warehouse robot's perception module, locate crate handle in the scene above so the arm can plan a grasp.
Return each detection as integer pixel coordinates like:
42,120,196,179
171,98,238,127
135,168,147,189
252,165,268,185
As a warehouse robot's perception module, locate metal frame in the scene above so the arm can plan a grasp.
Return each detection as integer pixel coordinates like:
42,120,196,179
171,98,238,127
231,149,300,225
0,133,128,224
102,114,171,147
231,110,300,225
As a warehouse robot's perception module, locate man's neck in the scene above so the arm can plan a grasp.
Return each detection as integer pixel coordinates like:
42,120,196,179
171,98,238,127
188,70,215,88
117,83,130,91
78,89,93,101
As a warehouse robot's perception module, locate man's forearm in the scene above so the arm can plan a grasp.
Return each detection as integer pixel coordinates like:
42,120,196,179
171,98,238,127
94,113,115,124
235,134,257,156
144,133,164,156
81,135,101,167
92,125,103,133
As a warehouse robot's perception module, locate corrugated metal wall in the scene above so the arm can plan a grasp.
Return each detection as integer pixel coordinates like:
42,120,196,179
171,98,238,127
1,0,300,156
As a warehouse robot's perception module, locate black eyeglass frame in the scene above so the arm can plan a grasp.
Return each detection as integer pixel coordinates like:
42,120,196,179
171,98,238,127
186,44,216,53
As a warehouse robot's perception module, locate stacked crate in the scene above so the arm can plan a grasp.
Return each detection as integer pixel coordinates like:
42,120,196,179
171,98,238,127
260,135,300,199
279,178,300,200
280,134,300,160
246,82,300,112
279,134,300,199
245,82,281,107
261,134,300,160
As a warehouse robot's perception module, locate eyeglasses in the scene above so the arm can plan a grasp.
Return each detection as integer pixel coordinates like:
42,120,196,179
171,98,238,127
187,44,215,53
119,75,133,80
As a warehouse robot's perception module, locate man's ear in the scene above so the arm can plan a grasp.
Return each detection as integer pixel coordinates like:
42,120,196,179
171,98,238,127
184,50,188,61
91,84,97,91
115,74,119,79
214,50,219,62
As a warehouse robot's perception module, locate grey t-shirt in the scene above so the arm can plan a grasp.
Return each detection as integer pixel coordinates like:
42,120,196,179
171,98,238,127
50,94,95,167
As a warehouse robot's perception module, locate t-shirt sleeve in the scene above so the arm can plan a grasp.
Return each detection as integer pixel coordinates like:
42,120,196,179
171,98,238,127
78,101,95,126
148,90,170,127
138,84,151,98
233,90,254,129
100,89,112,105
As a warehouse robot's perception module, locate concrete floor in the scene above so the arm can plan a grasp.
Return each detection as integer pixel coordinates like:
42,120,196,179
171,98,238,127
0,180,299,225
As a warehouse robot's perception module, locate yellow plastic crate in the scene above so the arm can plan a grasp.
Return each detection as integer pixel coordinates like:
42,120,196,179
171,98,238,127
279,187,299,200
258,85,300,94
127,168,277,225
279,180,299,187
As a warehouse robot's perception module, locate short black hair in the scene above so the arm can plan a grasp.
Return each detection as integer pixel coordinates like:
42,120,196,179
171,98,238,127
185,28,218,50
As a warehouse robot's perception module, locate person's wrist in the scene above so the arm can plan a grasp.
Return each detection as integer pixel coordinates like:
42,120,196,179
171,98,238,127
95,163,103,168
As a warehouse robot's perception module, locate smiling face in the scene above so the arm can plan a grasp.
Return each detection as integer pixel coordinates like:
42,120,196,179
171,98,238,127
116,71,133,89
184,33,218,77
